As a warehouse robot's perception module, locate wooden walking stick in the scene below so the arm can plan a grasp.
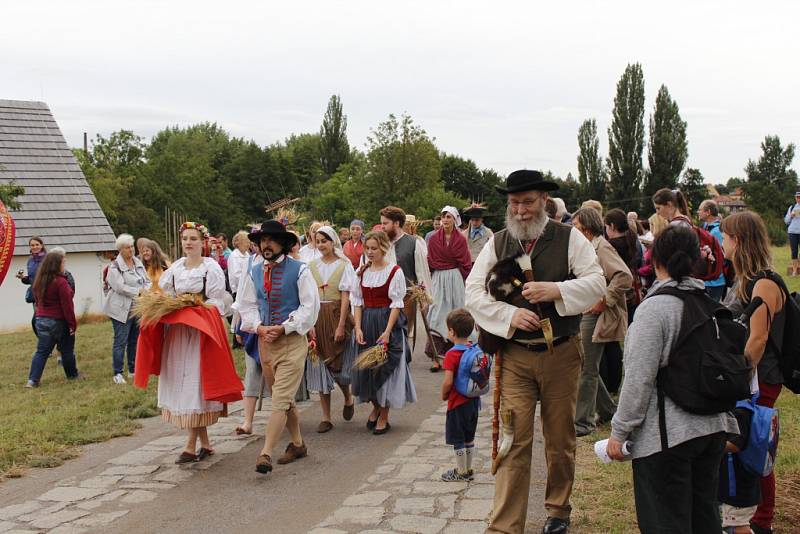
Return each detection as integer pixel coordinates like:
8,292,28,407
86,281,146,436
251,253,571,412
491,348,501,471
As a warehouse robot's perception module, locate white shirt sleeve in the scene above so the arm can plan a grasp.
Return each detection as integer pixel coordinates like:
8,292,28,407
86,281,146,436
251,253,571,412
159,262,177,296
464,237,519,338
350,273,364,307
389,268,408,309
339,260,357,292
232,263,261,333
414,238,433,296
227,252,244,294
553,228,607,317
203,259,228,315
283,265,320,336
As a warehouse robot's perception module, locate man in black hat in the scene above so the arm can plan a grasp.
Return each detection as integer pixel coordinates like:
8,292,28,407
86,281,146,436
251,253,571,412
465,170,605,534
461,205,494,262
234,220,320,475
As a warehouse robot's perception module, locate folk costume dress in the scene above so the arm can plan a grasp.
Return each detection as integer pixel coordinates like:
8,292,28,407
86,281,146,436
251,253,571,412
426,228,472,338
350,264,417,408
134,257,243,429
305,257,358,393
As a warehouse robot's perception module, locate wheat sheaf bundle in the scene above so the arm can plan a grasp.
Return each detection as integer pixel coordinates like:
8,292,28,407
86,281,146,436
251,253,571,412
132,291,209,328
307,340,320,363
354,342,388,370
409,283,433,306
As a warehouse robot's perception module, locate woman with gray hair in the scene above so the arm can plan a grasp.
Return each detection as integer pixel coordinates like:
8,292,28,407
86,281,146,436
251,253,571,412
103,233,150,384
571,208,633,436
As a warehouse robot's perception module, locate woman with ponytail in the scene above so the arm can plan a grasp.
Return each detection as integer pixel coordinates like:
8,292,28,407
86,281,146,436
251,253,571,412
607,225,737,533
652,188,691,226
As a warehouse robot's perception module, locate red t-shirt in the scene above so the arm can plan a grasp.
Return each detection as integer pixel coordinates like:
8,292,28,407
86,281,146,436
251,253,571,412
443,347,470,411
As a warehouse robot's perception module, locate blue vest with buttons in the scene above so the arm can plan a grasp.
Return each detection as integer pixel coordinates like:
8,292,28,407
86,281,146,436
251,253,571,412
250,257,303,326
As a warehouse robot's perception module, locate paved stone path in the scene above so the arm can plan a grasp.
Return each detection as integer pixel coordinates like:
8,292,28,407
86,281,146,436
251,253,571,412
0,398,309,534
309,401,498,534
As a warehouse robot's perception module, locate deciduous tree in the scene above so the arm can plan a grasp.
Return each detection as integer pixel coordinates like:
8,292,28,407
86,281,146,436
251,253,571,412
643,84,687,214
607,63,645,210
577,119,605,202
319,95,350,176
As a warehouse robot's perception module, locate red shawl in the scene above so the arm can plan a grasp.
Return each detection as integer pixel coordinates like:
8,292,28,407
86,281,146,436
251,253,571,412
134,305,243,403
427,228,472,279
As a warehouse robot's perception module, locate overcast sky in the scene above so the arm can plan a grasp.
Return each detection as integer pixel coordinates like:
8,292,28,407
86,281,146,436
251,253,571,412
4,1,799,183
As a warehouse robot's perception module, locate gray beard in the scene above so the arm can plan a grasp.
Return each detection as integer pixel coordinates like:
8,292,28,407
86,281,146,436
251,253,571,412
505,207,549,242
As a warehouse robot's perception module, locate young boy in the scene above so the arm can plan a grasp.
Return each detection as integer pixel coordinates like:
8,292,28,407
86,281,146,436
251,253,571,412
440,308,480,482
718,404,760,534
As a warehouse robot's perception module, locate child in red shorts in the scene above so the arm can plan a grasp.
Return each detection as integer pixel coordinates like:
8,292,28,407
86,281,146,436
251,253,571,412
440,308,480,482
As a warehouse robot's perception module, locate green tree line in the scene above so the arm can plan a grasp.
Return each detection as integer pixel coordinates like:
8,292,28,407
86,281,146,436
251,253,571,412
70,84,796,247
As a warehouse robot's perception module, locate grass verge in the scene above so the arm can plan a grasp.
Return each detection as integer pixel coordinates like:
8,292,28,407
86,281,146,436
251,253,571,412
571,245,800,532
0,318,246,481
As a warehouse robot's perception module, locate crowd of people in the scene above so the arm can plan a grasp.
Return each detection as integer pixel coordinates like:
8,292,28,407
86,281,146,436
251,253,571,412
16,170,798,534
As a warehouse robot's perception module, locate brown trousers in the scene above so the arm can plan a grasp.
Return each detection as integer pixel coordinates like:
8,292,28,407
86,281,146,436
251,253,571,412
488,336,583,534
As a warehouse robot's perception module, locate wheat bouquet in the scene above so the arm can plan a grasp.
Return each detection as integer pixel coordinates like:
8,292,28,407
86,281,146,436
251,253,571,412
132,291,209,328
354,341,388,370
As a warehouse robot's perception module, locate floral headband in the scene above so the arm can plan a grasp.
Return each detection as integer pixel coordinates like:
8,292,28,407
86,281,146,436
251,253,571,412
180,221,210,239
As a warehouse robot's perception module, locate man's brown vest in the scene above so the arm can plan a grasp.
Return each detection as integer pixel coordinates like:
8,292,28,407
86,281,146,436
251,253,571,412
493,220,582,339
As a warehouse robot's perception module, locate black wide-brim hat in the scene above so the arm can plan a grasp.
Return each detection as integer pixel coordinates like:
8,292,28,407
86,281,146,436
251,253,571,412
248,220,298,248
462,206,486,218
495,169,559,194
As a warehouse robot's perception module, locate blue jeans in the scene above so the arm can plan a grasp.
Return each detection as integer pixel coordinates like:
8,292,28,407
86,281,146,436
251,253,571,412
28,317,78,383
111,316,139,375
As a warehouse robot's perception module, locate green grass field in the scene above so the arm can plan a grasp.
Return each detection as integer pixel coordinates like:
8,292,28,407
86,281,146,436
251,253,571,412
571,246,800,532
0,318,247,481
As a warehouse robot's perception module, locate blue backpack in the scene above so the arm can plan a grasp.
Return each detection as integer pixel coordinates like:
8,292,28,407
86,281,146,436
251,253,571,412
452,344,492,398
735,392,780,477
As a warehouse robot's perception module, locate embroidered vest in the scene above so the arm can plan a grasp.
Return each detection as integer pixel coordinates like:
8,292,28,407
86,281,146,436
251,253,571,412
394,234,417,284
309,259,346,301
362,265,400,309
251,257,303,326
493,221,581,339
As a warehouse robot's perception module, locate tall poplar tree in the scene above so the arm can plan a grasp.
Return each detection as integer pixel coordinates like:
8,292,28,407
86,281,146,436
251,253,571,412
643,84,688,213
319,95,350,176
576,118,606,202
606,63,645,210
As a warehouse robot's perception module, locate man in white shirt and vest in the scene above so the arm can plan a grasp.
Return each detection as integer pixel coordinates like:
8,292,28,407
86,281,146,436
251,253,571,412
465,170,605,534
235,220,320,476
379,206,433,340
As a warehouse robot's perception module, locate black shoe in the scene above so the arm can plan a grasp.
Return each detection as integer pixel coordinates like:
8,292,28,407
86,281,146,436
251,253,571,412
373,422,391,435
542,517,570,534
575,427,594,437
366,418,377,430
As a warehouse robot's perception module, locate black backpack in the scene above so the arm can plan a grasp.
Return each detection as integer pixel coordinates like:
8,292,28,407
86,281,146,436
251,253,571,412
652,287,752,449
746,271,800,394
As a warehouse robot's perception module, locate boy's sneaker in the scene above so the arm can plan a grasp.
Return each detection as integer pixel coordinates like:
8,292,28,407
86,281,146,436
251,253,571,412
24,380,39,388
441,469,470,482
113,373,127,385
464,469,475,480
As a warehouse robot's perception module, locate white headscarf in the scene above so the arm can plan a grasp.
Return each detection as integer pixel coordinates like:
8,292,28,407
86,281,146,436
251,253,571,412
316,225,347,260
441,205,462,227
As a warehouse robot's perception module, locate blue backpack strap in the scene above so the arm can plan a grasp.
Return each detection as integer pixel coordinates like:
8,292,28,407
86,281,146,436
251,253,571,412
727,452,736,497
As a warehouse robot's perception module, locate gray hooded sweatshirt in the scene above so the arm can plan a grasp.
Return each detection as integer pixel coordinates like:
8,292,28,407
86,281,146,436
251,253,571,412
611,277,738,460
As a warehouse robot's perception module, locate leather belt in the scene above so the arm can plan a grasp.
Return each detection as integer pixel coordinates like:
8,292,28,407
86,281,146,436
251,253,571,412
509,335,571,353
